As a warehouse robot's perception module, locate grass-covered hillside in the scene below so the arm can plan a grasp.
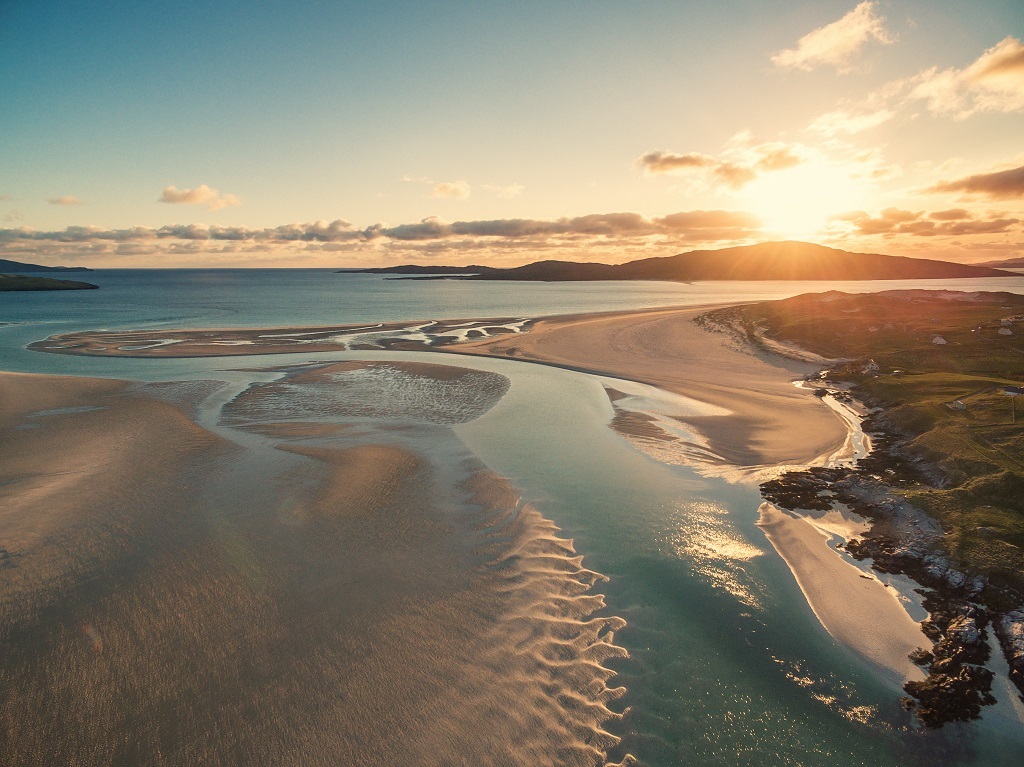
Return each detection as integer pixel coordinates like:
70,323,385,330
728,289,1024,595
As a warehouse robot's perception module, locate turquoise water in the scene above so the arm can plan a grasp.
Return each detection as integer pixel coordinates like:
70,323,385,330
4,270,1024,764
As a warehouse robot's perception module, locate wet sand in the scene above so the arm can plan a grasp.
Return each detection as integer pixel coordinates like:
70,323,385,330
0,366,624,766
757,503,929,683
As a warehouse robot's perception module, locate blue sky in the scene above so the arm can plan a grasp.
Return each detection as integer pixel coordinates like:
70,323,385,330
1,1,1022,266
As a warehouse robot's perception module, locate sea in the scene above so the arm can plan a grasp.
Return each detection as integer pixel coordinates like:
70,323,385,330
3,269,1024,766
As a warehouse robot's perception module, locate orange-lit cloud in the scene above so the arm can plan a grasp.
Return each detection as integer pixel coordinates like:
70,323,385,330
637,150,716,174
834,207,1020,237
638,141,805,190
47,195,82,206
159,184,240,211
0,209,765,264
771,2,892,73
927,164,1024,200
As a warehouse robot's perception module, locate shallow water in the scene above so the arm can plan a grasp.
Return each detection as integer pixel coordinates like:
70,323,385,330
3,271,1024,764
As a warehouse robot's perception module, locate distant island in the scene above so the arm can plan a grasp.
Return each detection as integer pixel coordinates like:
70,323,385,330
344,241,1015,282
978,256,1024,269
0,274,98,291
0,258,92,273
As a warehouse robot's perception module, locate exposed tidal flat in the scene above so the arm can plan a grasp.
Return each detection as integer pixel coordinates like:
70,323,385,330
4,271,1024,765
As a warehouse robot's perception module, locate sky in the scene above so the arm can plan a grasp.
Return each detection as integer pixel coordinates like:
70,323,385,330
1,0,1022,268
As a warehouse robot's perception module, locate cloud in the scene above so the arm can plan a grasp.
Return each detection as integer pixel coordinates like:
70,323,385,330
637,150,717,175
159,184,241,211
906,37,1024,118
807,108,894,135
47,195,82,206
771,2,893,73
834,207,1020,237
639,141,806,190
929,208,971,221
480,183,525,199
753,145,803,171
712,163,758,189
430,180,471,199
926,164,1024,200
0,194,12,202
0,209,764,264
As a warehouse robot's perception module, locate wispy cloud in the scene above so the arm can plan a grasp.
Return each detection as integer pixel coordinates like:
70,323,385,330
771,2,893,73
0,194,12,202
926,164,1024,200
430,180,471,199
47,195,82,206
807,108,894,135
159,184,241,211
904,37,1024,118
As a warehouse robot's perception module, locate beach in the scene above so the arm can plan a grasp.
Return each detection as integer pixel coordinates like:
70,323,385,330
4,299,971,764
0,363,625,766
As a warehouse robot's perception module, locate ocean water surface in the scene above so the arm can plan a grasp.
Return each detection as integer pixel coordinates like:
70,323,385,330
4,269,1024,765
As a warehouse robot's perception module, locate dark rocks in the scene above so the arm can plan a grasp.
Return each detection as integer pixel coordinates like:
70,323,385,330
904,665,996,727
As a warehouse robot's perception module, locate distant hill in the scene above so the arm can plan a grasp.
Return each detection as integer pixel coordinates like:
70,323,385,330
0,274,98,291
0,258,92,273
349,241,1015,282
977,256,1024,269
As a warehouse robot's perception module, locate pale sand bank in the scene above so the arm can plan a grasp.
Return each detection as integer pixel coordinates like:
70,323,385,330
445,306,847,467
757,502,928,683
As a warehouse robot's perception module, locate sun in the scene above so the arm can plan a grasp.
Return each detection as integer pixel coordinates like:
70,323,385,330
737,160,873,240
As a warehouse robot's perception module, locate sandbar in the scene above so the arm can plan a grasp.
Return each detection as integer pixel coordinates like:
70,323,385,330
757,502,928,683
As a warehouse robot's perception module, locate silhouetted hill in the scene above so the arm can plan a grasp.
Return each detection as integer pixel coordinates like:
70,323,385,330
0,258,91,273
347,241,1014,282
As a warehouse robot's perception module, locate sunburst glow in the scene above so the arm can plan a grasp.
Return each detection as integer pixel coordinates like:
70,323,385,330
737,161,873,240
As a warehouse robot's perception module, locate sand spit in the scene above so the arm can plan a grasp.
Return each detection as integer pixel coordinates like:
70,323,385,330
29,317,532,357
757,502,929,683
444,306,847,467
27,304,845,468
0,367,625,766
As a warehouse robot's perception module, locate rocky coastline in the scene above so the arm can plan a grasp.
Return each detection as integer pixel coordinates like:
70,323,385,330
761,377,1024,728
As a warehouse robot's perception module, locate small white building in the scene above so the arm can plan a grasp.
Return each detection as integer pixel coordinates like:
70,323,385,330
932,335,948,345
861,359,880,374
999,327,1014,336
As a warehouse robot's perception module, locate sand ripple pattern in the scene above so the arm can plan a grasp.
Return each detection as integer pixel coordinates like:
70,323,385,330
0,367,626,766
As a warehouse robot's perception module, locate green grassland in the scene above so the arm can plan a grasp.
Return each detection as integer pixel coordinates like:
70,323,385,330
733,290,1024,596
